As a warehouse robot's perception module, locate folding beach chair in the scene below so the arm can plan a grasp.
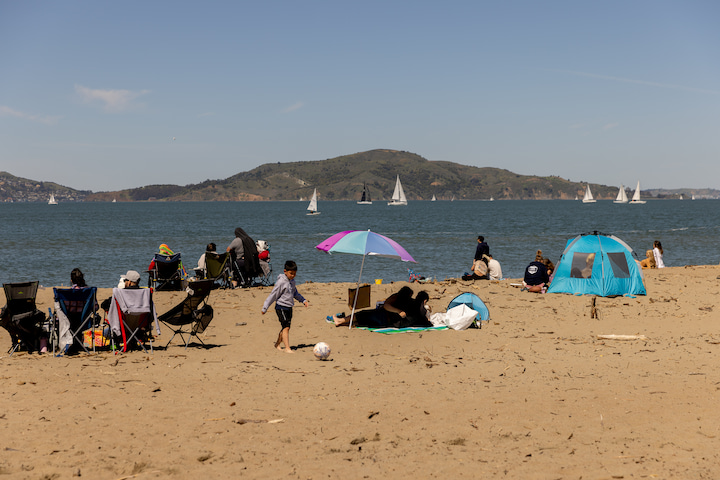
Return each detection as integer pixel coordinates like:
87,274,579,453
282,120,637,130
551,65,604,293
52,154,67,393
253,241,274,286
1,281,47,355
52,287,100,354
158,280,214,349
106,288,160,353
203,251,233,289
148,252,185,291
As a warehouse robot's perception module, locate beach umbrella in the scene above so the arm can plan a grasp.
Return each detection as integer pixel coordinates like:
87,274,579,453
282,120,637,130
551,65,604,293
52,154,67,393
316,229,416,328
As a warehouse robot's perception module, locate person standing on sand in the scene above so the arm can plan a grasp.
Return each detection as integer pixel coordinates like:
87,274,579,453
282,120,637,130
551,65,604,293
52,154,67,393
261,260,309,353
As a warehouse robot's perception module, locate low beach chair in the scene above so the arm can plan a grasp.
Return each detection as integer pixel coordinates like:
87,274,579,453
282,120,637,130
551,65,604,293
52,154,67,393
158,280,214,349
1,281,47,355
51,287,99,354
107,288,160,353
148,252,185,291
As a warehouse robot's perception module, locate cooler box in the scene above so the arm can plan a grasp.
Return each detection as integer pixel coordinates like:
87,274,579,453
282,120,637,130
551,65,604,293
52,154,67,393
83,329,110,348
348,284,371,309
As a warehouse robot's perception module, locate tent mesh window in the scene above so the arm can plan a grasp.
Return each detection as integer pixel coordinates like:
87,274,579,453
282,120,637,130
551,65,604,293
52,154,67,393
570,252,595,278
607,252,631,278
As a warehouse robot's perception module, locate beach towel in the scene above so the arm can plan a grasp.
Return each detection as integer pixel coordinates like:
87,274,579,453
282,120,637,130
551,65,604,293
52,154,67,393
358,325,449,334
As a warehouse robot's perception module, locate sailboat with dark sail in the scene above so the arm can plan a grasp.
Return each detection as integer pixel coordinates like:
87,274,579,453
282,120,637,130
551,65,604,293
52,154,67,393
357,183,372,205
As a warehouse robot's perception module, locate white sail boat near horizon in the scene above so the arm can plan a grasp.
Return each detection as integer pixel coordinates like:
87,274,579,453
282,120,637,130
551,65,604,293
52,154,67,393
387,175,407,206
306,188,320,215
48,194,58,205
629,181,646,204
613,184,628,204
357,182,372,205
431,194,436,202
582,185,596,203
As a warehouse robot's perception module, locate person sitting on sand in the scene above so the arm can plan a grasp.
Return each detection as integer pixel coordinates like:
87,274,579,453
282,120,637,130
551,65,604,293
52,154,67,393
335,287,429,328
523,250,549,293
653,240,665,268
484,254,503,281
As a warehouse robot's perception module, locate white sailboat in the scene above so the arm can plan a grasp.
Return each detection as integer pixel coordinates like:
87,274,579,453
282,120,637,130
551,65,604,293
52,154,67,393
306,188,320,215
582,185,596,203
489,196,494,201
48,194,58,205
357,182,372,205
613,184,628,204
629,181,646,204
431,194,436,202
387,175,407,206
112,198,117,203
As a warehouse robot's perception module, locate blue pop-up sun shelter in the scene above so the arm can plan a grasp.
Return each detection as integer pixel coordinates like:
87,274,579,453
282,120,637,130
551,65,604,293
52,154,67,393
447,293,490,323
547,232,646,297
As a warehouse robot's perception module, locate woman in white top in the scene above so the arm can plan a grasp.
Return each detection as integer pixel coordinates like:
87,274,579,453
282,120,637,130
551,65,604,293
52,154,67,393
653,240,665,268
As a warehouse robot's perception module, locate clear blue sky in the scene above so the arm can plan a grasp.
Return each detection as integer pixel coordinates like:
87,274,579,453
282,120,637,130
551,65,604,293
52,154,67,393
1,0,718,191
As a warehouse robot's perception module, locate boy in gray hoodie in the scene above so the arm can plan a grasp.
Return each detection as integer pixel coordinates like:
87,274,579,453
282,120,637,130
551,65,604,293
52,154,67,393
261,260,309,353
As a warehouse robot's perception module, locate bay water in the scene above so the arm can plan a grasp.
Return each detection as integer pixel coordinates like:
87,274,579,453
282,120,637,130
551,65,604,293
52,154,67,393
1,200,717,289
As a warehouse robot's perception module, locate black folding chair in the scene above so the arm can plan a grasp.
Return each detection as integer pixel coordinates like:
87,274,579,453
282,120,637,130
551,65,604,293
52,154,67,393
1,281,46,355
158,280,214,349
148,253,184,291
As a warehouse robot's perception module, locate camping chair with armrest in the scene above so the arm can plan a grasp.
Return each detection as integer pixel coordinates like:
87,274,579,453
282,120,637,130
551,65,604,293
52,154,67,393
1,281,47,355
52,287,99,355
107,288,160,353
204,251,233,289
158,279,214,349
148,253,185,291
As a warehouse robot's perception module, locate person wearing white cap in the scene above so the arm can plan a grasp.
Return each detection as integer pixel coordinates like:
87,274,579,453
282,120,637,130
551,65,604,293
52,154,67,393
122,270,141,289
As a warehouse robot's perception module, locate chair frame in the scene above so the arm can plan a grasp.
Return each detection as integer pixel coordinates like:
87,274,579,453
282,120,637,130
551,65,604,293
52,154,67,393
51,287,99,355
148,253,184,291
1,281,46,356
159,279,214,349
203,251,233,289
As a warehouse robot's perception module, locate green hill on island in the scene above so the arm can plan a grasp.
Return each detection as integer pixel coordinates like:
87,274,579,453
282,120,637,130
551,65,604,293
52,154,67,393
86,149,620,202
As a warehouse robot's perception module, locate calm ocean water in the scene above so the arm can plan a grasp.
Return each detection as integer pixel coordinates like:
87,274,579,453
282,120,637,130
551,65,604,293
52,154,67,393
1,200,718,288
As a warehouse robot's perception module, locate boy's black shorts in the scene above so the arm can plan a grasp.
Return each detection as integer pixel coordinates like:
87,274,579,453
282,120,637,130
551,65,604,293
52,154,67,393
276,306,293,329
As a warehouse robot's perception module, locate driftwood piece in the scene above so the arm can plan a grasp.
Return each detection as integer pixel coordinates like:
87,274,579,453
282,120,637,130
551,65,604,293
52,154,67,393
597,334,648,341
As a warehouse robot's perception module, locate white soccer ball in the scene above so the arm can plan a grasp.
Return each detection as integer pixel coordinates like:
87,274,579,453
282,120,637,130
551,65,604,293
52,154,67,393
313,342,331,360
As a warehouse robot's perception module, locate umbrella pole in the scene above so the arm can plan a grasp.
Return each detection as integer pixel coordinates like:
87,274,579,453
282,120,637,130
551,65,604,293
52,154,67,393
348,254,366,329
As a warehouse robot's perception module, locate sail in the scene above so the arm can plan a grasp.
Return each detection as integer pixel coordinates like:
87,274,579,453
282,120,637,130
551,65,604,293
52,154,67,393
630,181,646,204
388,175,407,205
358,183,372,204
582,185,596,203
307,189,318,213
614,185,628,203
431,194,436,201
48,194,57,205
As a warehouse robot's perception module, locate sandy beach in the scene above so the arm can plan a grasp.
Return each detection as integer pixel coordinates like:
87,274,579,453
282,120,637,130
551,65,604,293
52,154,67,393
1,265,720,479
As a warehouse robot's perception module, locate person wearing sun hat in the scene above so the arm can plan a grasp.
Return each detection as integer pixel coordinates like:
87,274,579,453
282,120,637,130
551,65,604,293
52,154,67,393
122,270,141,289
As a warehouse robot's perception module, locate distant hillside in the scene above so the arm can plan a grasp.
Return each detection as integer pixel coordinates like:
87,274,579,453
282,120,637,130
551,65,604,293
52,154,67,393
85,149,622,201
0,172,90,202
6,150,718,202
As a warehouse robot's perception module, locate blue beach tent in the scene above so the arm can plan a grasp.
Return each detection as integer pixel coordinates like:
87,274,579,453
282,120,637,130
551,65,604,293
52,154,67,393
447,292,490,323
547,232,646,297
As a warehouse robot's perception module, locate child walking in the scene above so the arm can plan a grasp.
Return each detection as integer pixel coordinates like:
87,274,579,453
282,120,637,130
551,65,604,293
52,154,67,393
261,260,309,353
